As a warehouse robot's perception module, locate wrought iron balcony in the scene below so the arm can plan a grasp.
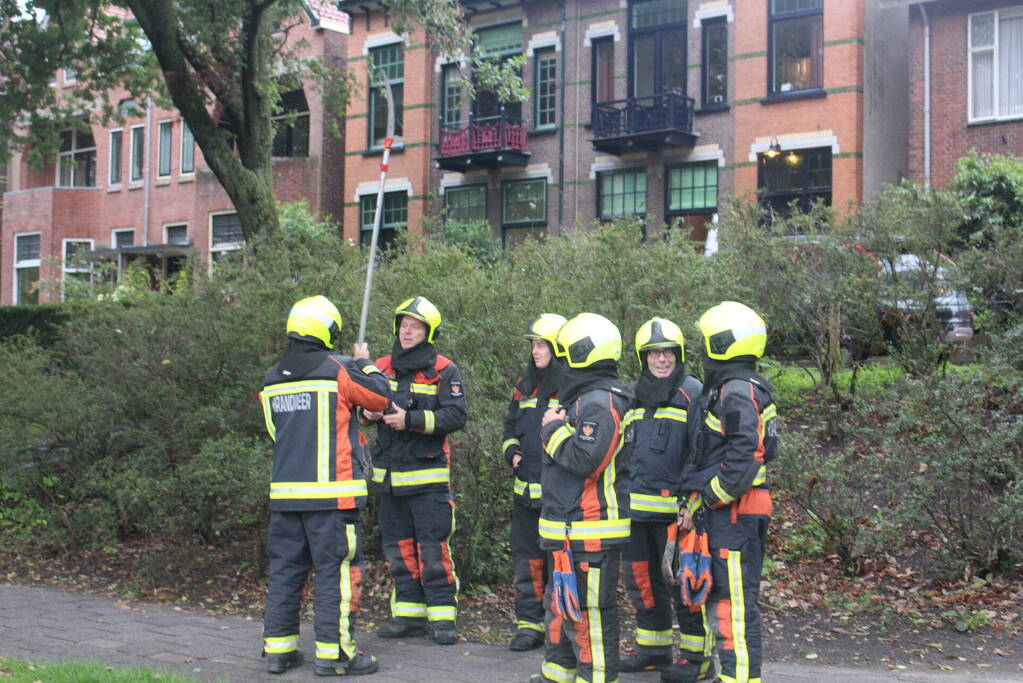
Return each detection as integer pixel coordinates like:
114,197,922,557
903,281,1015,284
435,108,530,172
591,93,698,155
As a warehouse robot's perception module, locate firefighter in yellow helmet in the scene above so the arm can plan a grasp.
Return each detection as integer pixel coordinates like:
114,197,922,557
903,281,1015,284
501,314,567,651
530,313,632,683
680,302,778,683
258,295,389,676
362,296,468,645
619,318,709,680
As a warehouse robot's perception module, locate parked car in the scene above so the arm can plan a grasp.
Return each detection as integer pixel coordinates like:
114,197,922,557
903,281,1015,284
881,253,975,346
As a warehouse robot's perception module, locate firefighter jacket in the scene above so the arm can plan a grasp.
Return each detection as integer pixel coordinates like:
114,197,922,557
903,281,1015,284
538,379,632,553
369,354,468,496
260,352,390,512
684,370,777,511
623,373,703,523
502,373,560,510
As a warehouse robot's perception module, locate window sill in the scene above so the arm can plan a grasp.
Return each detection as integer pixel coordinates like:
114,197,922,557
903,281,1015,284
128,182,144,190
362,144,405,157
155,177,171,186
696,104,730,115
529,127,558,136
760,89,826,105
107,185,123,193
178,174,195,183
967,116,1023,127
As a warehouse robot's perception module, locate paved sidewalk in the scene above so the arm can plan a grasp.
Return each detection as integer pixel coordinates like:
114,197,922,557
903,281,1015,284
0,583,1017,682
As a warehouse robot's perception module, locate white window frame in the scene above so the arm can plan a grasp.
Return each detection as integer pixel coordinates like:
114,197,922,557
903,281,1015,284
129,124,145,183
62,67,77,85
164,222,189,245
112,228,135,248
56,129,97,187
157,119,173,177
968,7,1023,123
108,128,123,187
61,238,94,299
179,121,195,176
209,211,244,271
14,232,42,306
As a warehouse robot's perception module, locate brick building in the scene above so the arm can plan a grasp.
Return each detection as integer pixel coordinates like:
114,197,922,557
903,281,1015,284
903,0,1023,189
1,2,349,306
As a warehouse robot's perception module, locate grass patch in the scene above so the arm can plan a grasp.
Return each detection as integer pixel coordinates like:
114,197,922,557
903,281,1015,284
0,656,199,682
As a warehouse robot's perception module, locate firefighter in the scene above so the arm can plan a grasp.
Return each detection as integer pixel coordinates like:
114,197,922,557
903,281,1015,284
363,296,468,646
531,312,632,683
683,301,778,683
258,295,389,677
619,318,709,680
502,313,567,651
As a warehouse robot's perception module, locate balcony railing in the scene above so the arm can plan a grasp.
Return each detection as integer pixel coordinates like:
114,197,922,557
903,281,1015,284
436,108,530,171
591,93,697,154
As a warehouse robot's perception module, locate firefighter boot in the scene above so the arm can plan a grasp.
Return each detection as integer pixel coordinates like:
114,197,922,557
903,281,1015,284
267,650,304,674
509,629,544,651
315,652,380,677
620,650,672,672
660,656,713,682
377,619,427,639
432,623,457,645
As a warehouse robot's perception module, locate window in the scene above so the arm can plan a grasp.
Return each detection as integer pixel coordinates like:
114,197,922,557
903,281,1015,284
969,9,1023,122
702,17,728,107
768,0,823,95
63,67,77,85
210,213,244,266
592,37,615,106
368,43,404,148
668,163,718,213
441,64,463,126
758,146,832,218
62,239,93,296
165,224,188,245
598,169,647,219
180,123,195,174
444,185,487,224
360,191,407,250
57,129,96,187
158,121,172,176
629,0,686,101
502,178,547,228
534,48,557,129
109,130,123,185
130,124,145,182
14,233,41,305
474,24,524,121
113,228,135,248
272,89,310,157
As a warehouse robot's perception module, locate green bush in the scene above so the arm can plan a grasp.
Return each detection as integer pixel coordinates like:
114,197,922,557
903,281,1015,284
0,303,73,345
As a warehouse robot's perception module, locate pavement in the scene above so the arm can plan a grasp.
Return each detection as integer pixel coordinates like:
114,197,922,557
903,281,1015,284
1,583,1019,682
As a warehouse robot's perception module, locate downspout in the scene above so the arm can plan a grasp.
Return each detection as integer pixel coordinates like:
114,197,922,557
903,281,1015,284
919,4,931,191
557,0,566,230
142,95,153,245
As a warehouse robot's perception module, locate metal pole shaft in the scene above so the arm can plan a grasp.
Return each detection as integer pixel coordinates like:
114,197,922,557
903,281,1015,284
357,137,393,345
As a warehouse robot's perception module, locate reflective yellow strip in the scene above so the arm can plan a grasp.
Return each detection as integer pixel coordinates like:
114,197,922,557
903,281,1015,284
622,408,644,427
720,678,761,683
636,627,673,647
427,605,457,621
391,467,450,487
517,620,544,633
538,519,566,539
705,412,722,433
263,634,299,653
316,641,340,659
679,632,706,654
519,397,538,409
514,478,541,499
604,433,624,520
654,406,688,422
338,523,358,659
761,404,777,421
411,382,438,395
549,399,561,410
392,600,427,618
389,380,399,391
588,566,605,681
541,661,576,683
502,438,520,453
317,389,330,481
372,467,386,483
729,550,749,683
270,480,368,499
259,392,277,441
261,380,337,396
545,423,575,457
513,478,527,496
362,364,381,374
538,518,631,541
710,476,735,505
752,465,767,487
529,482,542,499
687,494,703,515
630,492,681,514
422,410,435,434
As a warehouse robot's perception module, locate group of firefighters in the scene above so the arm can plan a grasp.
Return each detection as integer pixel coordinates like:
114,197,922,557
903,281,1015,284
258,293,778,683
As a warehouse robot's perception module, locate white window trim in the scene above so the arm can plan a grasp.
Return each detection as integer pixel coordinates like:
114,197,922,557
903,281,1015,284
527,31,561,56
434,53,468,73
694,5,734,28
55,130,97,187
496,164,554,185
129,124,145,183
14,232,42,305
353,179,414,202
209,211,245,253
108,128,123,187
61,238,94,299
748,134,839,162
163,222,189,245
156,119,173,178
663,146,727,167
968,7,1023,123
179,121,196,176
112,228,135,249
440,171,489,189
584,22,621,46
362,32,408,54
62,67,77,85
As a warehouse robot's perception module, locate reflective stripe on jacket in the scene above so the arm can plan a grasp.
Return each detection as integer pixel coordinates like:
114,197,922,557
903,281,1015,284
502,374,560,510
260,355,389,511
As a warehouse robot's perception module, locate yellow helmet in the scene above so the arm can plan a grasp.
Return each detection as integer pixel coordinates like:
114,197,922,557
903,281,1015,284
635,317,685,365
556,313,622,368
697,301,767,360
287,295,342,349
393,296,442,343
524,313,567,347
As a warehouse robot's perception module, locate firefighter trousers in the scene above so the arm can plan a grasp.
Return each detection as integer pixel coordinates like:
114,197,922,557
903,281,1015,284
624,520,711,660
540,548,620,683
511,500,547,635
378,489,458,627
263,509,364,665
705,491,772,683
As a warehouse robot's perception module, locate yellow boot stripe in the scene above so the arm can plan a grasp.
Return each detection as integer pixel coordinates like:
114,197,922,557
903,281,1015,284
728,550,748,683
